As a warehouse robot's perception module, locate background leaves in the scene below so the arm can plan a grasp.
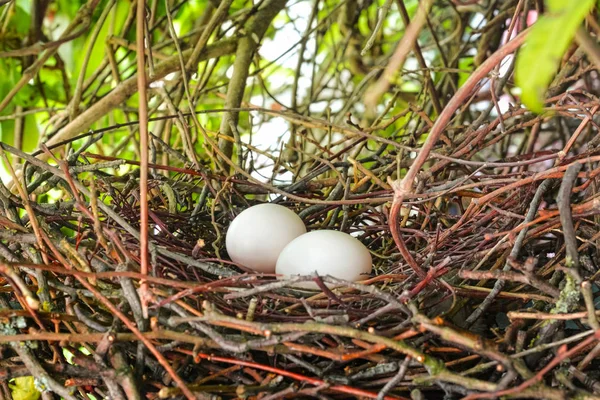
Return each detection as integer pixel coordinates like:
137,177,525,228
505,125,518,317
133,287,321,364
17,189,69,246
515,0,595,113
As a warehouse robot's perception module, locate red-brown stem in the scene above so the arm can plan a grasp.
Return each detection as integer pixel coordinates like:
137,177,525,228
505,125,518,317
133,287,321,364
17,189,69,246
560,104,599,157
136,0,150,320
47,138,196,400
191,352,409,400
401,28,529,192
389,28,530,280
389,195,427,280
40,230,197,400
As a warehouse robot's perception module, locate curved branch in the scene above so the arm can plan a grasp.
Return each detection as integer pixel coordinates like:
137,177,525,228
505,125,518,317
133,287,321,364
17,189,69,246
388,28,529,281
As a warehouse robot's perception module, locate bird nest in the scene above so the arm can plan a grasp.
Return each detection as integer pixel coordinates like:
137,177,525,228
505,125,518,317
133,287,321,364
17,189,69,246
1,87,600,400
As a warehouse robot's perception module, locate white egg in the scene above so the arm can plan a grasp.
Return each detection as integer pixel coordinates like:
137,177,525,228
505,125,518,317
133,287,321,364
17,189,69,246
275,230,372,284
226,204,306,273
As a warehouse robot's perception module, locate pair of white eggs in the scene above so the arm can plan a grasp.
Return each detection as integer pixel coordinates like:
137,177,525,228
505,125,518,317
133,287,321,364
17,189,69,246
225,204,372,283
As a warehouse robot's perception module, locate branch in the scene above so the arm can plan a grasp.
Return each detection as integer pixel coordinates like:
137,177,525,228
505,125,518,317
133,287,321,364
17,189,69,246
39,38,238,161
217,0,288,162
558,162,582,269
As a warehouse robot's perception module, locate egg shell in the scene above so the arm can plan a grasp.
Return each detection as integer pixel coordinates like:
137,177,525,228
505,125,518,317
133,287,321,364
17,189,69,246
226,204,306,273
275,230,372,285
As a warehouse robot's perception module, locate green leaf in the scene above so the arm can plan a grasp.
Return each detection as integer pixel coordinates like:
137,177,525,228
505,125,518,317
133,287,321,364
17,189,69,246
0,120,15,148
9,377,41,400
23,114,40,152
0,60,19,115
57,0,85,19
458,56,474,88
8,1,31,35
515,0,595,113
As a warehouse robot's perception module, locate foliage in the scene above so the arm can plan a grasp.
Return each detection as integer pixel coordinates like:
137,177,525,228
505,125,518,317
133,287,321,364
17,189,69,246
515,0,595,113
9,377,41,400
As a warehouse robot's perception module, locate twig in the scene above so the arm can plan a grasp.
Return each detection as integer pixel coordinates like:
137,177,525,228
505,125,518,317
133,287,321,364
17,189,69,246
361,0,393,56
558,162,582,269
376,357,410,400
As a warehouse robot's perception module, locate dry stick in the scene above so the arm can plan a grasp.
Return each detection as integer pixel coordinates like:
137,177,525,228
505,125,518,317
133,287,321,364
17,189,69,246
560,104,600,158
0,330,218,346
166,0,234,173
191,352,405,400
289,0,319,119
162,2,201,169
205,304,431,355
0,32,88,58
37,229,196,400
577,338,600,370
484,162,595,388
9,340,78,400
8,262,205,289
224,274,409,315
459,269,560,298
412,312,513,368
465,179,553,326
568,366,600,394
195,306,499,393
558,162,583,270
0,260,38,311
154,4,219,171
581,281,600,330
259,386,297,400
185,0,231,71
89,180,110,251
159,56,197,169
508,310,600,321
0,154,49,311
388,28,529,281
109,350,141,400
481,193,600,242
464,327,600,400
3,142,50,274
136,0,150,321
361,0,393,56
197,124,387,206
4,141,232,278
45,119,394,206
376,357,410,400
471,160,600,212
400,26,529,195
45,105,558,178
511,329,595,360
106,36,170,60
395,0,442,115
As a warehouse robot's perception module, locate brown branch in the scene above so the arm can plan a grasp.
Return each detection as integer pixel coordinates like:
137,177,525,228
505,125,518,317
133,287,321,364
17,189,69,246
387,28,529,282
459,269,560,298
136,0,150,322
558,162,583,269
217,0,288,162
